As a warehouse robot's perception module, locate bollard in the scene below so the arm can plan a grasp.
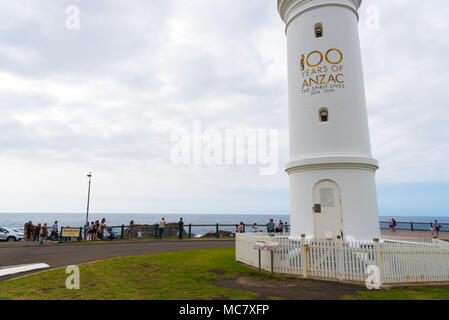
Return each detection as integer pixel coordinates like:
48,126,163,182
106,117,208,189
216,223,219,238
188,224,192,239
121,225,124,239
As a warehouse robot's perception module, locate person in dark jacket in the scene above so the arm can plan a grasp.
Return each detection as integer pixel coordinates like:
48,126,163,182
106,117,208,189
178,218,184,240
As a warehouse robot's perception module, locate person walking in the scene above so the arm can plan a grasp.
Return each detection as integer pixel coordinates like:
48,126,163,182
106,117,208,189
430,223,435,236
435,220,441,237
388,219,394,231
40,223,48,244
159,218,166,239
392,218,397,232
238,222,244,233
178,218,184,240
128,220,135,240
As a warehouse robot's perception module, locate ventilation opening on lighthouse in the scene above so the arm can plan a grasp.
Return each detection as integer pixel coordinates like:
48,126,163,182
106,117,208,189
315,23,323,38
319,108,329,122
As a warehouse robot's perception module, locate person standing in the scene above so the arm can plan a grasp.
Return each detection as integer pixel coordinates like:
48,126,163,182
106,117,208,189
52,221,59,240
178,218,184,240
40,223,48,244
388,219,394,231
435,220,441,237
267,219,275,234
252,223,258,233
26,221,33,241
159,218,166,239
137,229,143,240
34,224,41,242
99,218,106,241
279,220,284,233
238,222,244,233
24,222,29,241
88,222,94,241
392,218,397,232
128,220,135,240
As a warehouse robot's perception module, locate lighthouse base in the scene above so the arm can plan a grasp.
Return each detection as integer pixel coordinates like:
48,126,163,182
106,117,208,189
286,156,381,242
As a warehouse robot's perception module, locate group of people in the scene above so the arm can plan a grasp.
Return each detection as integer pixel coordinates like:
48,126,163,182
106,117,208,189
431,220,442,236
388,218,398,232
86,218,108,241
128,218,184,240
389,218,444,237
234,219,289,234
267,219,288,234
23,221,59,244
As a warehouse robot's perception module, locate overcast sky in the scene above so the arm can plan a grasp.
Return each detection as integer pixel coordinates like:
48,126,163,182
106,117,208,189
0,0,448,216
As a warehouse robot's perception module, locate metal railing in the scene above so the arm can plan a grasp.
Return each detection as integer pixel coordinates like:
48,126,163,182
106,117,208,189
380,221,449,232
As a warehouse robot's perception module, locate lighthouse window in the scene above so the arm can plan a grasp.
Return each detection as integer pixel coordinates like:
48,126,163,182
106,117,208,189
319,108,329,122
315,23,323,38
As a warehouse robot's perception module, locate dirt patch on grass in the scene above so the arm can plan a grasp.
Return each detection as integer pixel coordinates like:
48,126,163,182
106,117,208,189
211,276,366,300
39,287,54,293
208,269,228,276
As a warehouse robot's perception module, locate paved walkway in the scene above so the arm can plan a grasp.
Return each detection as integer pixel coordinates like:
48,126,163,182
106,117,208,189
0,239,234,282
381,229,449,241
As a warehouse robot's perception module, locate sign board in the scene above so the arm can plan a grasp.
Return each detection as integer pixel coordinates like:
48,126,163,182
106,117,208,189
253,241,279,252
61,228,81,238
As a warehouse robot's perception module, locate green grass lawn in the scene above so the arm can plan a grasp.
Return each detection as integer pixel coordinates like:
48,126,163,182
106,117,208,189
344,286,449,300
0,248,281,300
2,248,449,300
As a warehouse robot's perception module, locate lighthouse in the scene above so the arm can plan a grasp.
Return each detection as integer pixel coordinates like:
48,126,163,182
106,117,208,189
277,0,381,241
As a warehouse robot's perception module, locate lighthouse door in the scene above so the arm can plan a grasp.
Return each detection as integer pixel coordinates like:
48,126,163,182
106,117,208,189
313,180,343,240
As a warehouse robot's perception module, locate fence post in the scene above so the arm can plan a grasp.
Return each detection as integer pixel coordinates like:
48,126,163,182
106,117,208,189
189,224,192,239
411,222,414,231
243,223,246,233
155,224,159,239
336,235,344,281
300,234,308,278
78,227,82,242
59,227,64,242
373,238,383,288
121,225,124,239
216,223,219,238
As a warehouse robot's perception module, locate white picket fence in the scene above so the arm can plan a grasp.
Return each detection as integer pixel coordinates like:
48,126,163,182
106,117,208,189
236,233,449,287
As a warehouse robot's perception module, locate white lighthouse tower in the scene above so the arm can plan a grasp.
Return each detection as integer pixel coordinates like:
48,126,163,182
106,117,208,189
277,0,381,241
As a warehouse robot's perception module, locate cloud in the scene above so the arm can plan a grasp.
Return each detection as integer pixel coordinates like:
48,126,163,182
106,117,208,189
0,0,447,213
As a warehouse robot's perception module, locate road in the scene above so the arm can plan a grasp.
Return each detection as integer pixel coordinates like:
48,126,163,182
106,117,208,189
0,240,235,282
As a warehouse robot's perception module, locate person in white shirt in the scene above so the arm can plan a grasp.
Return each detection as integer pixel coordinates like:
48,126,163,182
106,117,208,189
159,218,166,239
252,223,258,233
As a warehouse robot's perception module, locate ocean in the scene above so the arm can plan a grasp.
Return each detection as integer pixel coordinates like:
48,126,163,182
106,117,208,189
1,213,449,235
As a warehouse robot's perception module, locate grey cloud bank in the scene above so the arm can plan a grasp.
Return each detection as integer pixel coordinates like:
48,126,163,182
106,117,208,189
0,0,447,213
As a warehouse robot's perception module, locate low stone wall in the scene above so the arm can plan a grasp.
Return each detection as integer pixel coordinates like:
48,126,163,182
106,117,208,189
124,223,184,238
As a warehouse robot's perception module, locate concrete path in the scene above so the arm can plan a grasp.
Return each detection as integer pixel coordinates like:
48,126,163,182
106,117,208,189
381,229,449,241
0,239,234,282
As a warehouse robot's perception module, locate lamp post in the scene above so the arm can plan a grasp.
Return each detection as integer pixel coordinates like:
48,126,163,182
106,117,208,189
84,172,92,240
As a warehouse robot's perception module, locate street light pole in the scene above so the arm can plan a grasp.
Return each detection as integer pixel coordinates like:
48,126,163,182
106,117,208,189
84,172,92,240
